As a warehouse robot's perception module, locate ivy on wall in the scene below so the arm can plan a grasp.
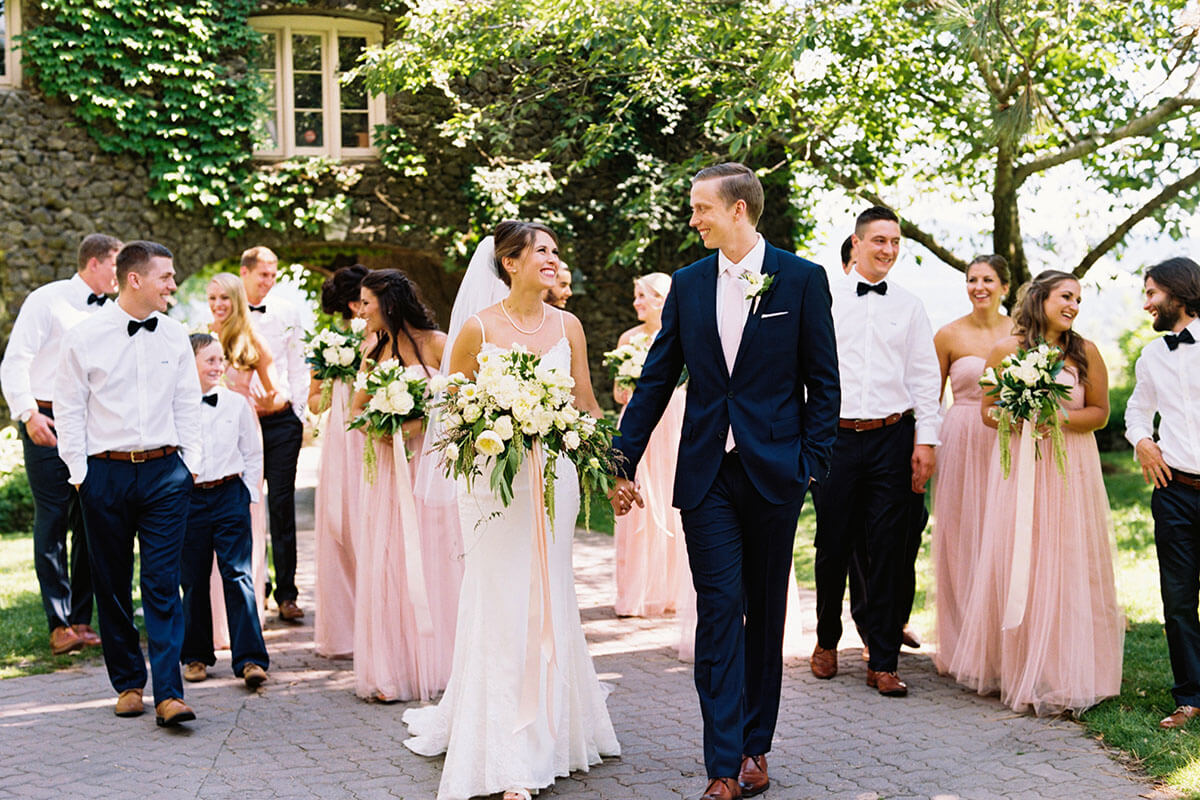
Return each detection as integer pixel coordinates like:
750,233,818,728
20,0,353,235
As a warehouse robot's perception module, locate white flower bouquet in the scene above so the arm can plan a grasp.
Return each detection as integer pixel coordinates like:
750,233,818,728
348,359,430,482
602,332,652,393
304,318,366,412
979,341,1072,479
430,344,617,528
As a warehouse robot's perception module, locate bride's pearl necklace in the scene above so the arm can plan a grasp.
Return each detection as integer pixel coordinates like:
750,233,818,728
500,300,546,335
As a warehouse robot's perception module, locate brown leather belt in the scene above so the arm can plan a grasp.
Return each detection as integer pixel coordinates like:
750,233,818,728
92,445,177,463
1174,471,1200,491
195,474,238,490
258,407,293,420
35,399,53,412
838,411,912,432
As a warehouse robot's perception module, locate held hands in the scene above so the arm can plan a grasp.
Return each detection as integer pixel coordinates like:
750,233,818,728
25,411,57,447
1135,437,1172,488
608,476,644,516
911,444,935,494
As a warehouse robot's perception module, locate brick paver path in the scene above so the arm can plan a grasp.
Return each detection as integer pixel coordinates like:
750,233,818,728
0,451,1167,799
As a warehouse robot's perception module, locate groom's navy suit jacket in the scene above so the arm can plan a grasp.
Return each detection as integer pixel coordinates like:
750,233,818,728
615,241,840,511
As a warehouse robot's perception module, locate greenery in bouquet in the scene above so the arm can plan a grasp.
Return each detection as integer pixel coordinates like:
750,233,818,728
305,318,367,412
347,359,430,482
602,332,652,393
430,345,618,529
979,341,1073,479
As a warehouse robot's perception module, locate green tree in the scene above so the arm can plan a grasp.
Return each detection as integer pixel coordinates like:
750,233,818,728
360,0,1200,286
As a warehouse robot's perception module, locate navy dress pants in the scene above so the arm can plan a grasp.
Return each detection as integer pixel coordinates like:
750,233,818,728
1153,477,1200,708
180,479,269,676
20,414,92,631
78,453,192,705
259,410,303,605
679,451,804,779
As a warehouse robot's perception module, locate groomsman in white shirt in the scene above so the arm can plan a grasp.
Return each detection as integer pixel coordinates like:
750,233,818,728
1125,257,1200,730
0,233,121,656
240,246,308,621
54,240,202,727
811,206,941,696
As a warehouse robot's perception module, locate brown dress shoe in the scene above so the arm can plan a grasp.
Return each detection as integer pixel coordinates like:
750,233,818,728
155,697,196,727
1160,705,1200,729
50,625,84,655
278,600,305,621
738,755,768,797
183,661,207,682
866,669,908,697
810,645,837,679
242,663,268,689
901,625,921,649
700,777,742,800
71,624,102,647
114,689,144,717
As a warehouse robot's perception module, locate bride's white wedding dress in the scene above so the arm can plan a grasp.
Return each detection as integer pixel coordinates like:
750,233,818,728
403,332,620,800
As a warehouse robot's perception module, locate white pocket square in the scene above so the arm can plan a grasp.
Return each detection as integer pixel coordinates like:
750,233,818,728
761,311,789,319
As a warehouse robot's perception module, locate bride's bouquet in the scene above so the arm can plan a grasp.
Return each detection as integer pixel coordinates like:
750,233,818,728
979,341,1072,479
602,332,652,393
430,345,617,528
304,318,366,412
348,359,430,482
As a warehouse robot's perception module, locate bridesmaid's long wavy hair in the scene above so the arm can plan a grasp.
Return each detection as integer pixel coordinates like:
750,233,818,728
1012,269,1089,385
362,269,439,371
208,272,260,370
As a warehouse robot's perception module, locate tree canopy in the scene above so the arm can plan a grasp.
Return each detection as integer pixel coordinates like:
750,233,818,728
360,0,1200,287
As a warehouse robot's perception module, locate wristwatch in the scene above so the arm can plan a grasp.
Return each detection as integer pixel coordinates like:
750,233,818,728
17,409,33,424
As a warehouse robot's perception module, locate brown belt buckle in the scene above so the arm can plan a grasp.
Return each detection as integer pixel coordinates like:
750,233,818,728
129,450,147,464
853,419,873,432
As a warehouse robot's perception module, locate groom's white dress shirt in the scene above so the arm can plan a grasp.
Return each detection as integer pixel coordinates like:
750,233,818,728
53,302,202,485
1125,317,1200,474
716,233,765,451
247,294,308,419
831,267,941,445
0,274,105,420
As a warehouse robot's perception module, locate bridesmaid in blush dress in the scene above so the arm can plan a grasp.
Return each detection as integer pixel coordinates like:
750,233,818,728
950,270,1123,715
352,268,459,702
930,255,1012,673
308,265,369,659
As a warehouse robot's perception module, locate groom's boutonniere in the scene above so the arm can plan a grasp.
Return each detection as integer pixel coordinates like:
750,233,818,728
742,271,775,314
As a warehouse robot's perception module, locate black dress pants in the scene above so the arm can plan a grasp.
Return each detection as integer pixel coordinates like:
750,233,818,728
259,409,303,605
1153,476,1200,708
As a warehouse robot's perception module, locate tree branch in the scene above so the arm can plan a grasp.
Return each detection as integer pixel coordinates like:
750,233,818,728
1073,164,1200,277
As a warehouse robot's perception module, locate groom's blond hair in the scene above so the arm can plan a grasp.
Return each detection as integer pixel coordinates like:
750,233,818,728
692,163,763,226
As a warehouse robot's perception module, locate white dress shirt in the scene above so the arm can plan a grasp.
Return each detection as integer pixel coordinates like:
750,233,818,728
247,294,308,419
197,386,264,502
831,267,942,445
1,274,107,420
1125,317,1200,474
53,303,203,485
716,234,765,451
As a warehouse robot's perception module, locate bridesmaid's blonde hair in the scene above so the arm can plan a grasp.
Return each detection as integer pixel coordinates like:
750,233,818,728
208,272,260,371
634,272,671,300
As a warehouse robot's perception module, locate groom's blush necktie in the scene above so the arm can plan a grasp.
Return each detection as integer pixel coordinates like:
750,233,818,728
719,268,745,375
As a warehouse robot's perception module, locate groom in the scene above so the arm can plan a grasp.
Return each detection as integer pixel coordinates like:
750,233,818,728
612,163,840,800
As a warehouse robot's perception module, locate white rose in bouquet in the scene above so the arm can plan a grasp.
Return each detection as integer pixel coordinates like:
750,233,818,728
563,430,581,450
388,390,415,416
323,346,339,364
475,430,505,457
492,415,514,440
350,317,367,334
368,393,390,413
461,403,482,423
338,346,357,366
444,442,459,461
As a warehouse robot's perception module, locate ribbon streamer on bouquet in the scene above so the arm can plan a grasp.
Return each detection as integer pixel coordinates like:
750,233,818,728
1001,421,1037,631
392,438,435,642
515,440,557,737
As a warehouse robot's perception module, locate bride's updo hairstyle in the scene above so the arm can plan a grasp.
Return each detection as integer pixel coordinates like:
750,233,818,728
1011,269,1089,384
491,219,559,287
362,268,439,369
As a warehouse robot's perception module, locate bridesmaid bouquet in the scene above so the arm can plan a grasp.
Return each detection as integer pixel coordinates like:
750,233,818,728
429,345,617,528
305,318,366,412
348,359,430,482
602,332,653,392
979,342,1072,479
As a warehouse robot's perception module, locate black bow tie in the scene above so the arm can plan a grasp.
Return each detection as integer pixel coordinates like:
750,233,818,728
857,281,887,297
1165,328,1196,351
87,293,109,306
249,304,266,313
201,393,218,407
127,317,159,336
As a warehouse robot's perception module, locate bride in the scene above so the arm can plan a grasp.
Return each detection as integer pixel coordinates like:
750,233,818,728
403,220,620,800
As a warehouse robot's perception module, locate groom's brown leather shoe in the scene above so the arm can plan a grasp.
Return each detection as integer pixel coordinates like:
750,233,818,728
155,697,196,727
738,755,769,797
1160,705,1200,729
867,669,908,697
810,645,837,679
700,777,742,800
